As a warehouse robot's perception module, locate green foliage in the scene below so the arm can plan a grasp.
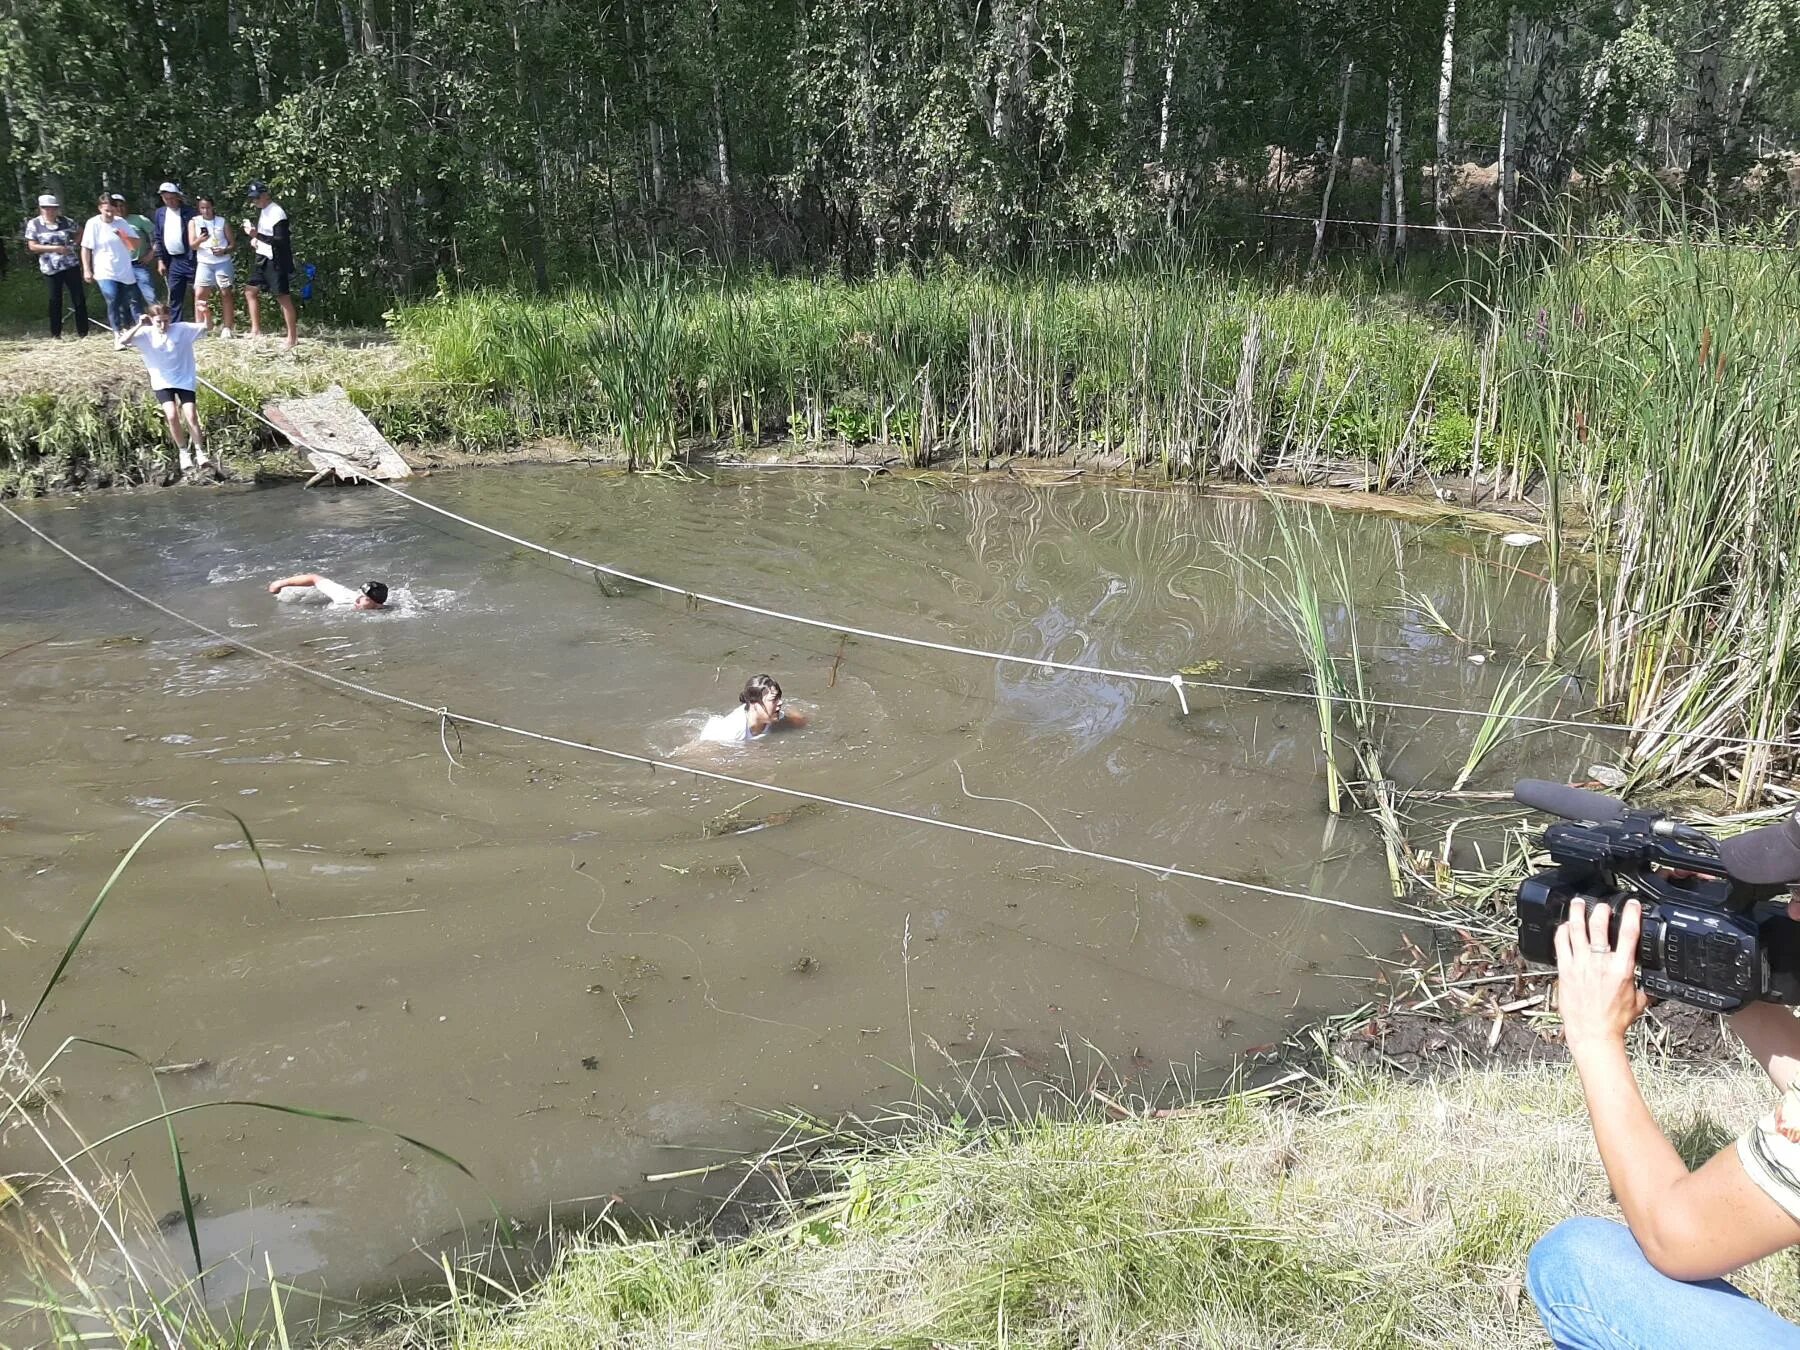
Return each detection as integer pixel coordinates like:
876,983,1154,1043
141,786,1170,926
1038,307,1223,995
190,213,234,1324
2,0,1795,303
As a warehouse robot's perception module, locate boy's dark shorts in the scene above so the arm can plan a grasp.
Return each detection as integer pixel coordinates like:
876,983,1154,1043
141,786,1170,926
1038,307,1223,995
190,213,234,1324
251,256,293,296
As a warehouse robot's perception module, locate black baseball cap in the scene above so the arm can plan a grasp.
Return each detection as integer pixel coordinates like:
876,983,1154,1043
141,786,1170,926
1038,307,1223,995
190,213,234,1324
108,192,127,205
245,181,270,199
361,581,389,606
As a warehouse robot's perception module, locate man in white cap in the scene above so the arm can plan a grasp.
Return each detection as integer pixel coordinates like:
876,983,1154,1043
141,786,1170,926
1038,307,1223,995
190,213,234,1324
22,194,88,338
152,181,198,321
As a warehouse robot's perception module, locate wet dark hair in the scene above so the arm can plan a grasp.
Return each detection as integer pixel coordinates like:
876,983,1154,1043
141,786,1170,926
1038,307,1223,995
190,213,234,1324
361,581,389,606
739,674,781,707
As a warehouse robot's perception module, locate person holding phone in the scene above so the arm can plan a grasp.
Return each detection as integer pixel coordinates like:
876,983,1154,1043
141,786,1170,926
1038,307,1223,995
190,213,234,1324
188,196,237,337
242,181,297,350
81,195,143,332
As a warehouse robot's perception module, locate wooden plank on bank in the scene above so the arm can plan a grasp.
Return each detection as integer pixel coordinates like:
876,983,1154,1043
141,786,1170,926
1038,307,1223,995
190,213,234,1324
262,384,413,482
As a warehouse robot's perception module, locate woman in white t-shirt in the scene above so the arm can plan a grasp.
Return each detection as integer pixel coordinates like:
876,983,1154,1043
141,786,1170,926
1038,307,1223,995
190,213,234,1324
81,194,143,333
697,674,809,745
116,304,216,479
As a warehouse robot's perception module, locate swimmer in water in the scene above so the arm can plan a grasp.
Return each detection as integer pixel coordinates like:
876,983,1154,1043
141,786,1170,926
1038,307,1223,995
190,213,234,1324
267,574,389,610
698,674,808,744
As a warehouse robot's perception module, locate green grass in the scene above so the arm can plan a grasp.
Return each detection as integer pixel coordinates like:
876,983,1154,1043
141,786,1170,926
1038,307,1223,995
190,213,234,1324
387,260,1478,476
331,1056,1795,1350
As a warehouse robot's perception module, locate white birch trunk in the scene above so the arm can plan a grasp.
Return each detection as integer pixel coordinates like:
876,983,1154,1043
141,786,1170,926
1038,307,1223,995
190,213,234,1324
1311,59,1355,273
1390,78,1407,259
1498,9,1523,232
709,0,736,244
1434,0,1455,229
1119,0,1138,128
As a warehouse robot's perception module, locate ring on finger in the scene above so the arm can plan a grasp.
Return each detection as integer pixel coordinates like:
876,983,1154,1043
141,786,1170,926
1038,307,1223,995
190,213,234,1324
1589,944,1610,954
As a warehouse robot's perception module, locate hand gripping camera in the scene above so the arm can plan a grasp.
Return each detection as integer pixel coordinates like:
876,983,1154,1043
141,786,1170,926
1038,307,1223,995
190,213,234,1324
1514,779,1800,1013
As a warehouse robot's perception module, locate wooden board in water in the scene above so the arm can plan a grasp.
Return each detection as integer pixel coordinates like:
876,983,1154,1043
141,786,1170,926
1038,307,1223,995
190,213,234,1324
262,384,413,482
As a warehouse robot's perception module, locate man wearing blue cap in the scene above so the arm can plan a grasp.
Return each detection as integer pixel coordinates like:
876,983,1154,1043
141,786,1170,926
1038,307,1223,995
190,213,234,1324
152,181,198,321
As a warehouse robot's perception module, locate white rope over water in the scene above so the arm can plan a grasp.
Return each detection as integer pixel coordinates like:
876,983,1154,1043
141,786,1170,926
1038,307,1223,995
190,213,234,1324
97,341,1799,755
360,469,1800,754
1,500,1475,934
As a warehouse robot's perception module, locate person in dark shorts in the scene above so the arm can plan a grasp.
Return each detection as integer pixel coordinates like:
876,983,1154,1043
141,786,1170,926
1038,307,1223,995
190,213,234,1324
22,194,87,338
116,303,217,479
241,181,297,350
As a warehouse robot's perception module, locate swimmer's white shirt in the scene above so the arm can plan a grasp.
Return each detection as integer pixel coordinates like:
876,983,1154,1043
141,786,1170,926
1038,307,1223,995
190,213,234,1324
698,704,756,744
278,577,360,606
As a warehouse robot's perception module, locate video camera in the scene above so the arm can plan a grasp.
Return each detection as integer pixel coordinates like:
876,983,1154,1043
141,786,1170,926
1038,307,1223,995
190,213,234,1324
1514,779,1800,1013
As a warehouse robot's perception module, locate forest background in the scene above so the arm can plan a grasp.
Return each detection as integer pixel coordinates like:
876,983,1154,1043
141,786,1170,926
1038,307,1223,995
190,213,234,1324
5,0,1800,321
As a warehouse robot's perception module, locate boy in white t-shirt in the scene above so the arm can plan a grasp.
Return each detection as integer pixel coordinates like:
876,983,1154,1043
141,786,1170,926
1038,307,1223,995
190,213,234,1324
267,575,389,610
116,304,217,479
80,194,143,333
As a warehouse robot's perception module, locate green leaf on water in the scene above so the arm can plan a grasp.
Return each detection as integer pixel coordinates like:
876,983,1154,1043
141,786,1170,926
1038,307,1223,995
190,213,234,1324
21,803,274,1040
55,1099,514,1245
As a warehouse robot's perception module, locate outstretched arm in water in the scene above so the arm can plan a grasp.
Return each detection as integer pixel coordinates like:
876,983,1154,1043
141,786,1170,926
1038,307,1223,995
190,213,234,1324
267,574,324,594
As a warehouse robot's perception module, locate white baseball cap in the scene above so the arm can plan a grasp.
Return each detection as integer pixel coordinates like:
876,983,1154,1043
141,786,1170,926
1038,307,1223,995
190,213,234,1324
157,181,183,196
36,193,59,208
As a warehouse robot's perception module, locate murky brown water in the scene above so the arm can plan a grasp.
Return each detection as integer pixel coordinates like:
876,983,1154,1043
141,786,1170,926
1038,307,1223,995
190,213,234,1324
0,469,1582,1307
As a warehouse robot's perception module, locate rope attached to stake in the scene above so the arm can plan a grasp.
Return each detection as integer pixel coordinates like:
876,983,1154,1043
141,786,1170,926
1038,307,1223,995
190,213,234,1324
1,500,1477,934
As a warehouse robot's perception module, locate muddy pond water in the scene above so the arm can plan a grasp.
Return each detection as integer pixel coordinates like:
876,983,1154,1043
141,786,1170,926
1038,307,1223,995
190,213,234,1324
0,468,1588,1305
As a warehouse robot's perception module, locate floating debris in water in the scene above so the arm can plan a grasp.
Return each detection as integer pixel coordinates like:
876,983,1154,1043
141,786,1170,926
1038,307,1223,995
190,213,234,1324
1500,532,1543,548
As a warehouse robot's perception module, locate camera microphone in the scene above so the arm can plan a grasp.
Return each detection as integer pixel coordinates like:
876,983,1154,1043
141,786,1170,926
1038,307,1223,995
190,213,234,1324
1513,778,1627,823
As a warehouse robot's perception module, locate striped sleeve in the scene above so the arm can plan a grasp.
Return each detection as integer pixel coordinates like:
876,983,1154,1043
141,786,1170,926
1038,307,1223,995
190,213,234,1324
1738,1091,1800,1225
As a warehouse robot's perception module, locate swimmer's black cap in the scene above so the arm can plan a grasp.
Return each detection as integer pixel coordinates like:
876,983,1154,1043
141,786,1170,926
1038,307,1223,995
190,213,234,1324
361,581,389,606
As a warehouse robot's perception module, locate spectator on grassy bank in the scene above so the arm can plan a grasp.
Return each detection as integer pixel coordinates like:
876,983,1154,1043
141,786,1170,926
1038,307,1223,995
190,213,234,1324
23,194,87,338
153,181,198,321
188,196,237,337
112,193,157,313
115,304,217,479
1528,894,1800,1347
242,181,297,350
81,195,143,333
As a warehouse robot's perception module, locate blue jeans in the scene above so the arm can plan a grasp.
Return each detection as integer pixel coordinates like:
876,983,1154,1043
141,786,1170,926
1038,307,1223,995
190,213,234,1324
164,255,196,322
133,263,157,308
96,278,141,332
1528,1217,1800,1348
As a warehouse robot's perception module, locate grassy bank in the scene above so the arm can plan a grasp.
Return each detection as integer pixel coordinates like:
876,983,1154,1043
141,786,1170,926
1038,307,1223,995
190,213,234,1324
10,1023,1790,1349
127,1056,1791,1350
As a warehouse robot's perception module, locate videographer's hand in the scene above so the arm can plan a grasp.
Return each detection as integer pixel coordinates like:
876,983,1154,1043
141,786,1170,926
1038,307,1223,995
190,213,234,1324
1554,897,1651,1054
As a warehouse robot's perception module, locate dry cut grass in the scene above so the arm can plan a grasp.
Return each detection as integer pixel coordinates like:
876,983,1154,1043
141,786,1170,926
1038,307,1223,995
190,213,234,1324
340,1055,1798,1350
